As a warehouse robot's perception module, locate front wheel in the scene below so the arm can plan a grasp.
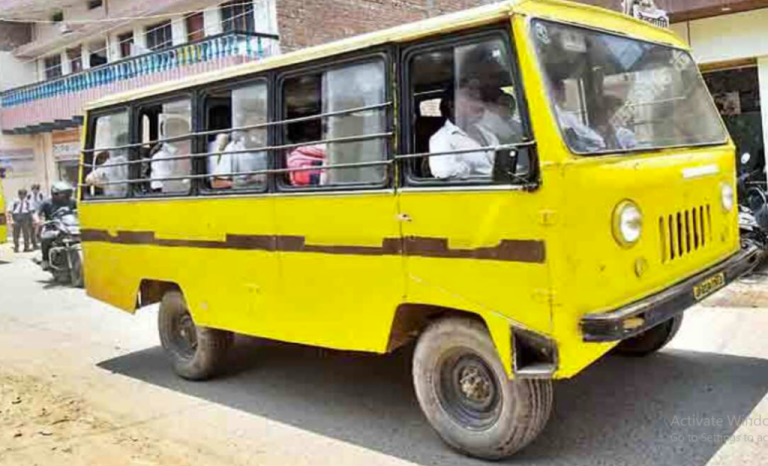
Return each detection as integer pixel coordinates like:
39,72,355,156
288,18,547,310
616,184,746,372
158,290,233,380
412,317,553,460
68,248,84,288
615,314,683,356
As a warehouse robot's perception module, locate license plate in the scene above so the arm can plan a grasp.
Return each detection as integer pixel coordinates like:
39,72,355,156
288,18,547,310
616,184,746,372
693,272,726,301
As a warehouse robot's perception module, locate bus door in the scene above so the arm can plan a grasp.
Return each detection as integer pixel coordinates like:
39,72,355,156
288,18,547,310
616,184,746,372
272,55,405,351
396,31,551,333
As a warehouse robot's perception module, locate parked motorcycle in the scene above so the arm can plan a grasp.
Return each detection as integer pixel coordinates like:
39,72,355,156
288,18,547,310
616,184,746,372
738,153,768,259
39,205,84,287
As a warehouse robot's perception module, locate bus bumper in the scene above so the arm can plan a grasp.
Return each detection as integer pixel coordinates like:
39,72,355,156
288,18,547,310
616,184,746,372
580,244,761,342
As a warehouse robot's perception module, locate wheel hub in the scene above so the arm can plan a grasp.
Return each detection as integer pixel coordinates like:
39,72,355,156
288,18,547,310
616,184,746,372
459,366,492,404
175,313,198,357
438,352,501,430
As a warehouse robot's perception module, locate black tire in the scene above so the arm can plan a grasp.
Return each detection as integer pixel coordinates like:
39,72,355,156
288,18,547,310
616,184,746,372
412,317,553,460
158,290,233,380
69,250,84,288
53,270,70,284
615,314,683,357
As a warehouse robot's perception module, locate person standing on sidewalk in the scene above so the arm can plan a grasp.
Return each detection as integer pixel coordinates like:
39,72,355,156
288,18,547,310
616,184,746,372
26,184,44,250
8,188,33,253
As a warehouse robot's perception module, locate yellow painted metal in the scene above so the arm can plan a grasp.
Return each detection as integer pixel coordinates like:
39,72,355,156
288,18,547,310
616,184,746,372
79,0,739,380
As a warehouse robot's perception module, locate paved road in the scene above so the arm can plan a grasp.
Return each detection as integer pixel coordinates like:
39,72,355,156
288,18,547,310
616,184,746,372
1,243,767,466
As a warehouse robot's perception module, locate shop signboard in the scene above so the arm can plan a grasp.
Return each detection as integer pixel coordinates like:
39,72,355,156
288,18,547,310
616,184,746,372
624,0,669,28
53,142,81,161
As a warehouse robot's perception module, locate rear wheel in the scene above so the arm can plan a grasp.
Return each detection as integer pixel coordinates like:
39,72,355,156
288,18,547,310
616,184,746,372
158,290,233,380
615,314,683,356
412,317,553,460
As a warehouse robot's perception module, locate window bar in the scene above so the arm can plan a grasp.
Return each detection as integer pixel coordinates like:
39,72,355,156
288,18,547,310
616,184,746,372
81,102,393,154
80,159,395,187
82,132,394,169
395,141,535,161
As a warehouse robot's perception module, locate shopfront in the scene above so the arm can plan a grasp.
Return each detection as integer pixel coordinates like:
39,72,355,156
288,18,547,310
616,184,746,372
671,8,768,181
52,129,82,187
702,64,763,173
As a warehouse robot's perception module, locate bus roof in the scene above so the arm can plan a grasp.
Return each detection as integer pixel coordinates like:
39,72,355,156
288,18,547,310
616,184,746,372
86,0,685,111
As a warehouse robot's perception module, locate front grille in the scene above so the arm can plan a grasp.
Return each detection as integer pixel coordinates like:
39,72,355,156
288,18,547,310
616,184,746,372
659,205,712,263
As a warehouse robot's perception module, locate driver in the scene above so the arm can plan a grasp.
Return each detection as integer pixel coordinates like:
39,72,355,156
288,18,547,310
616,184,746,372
38,182,78,271
429,82,499,179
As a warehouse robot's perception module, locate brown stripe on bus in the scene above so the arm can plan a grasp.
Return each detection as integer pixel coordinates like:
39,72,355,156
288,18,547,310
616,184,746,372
404,237,546,263
80,229,545,263
0,214,6,226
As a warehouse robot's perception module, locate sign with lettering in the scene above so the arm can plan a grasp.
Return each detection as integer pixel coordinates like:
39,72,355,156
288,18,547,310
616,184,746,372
53,142,81,161
623,0,669,28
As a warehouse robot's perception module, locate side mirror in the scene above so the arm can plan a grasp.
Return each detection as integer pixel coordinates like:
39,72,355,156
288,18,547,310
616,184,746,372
741,153,752,165
492,147,518,184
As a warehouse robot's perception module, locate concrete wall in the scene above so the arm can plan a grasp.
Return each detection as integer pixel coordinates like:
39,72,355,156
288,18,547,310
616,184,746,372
671,8,768,65
0,52,36,92
0,21,32,52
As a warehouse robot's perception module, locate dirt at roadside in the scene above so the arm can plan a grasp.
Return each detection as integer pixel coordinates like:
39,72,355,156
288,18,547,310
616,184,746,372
703,270,768,308
0,371,195,466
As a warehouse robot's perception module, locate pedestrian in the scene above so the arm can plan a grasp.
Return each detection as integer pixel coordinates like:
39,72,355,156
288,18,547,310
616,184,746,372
8,188,33,253
27,183,44,250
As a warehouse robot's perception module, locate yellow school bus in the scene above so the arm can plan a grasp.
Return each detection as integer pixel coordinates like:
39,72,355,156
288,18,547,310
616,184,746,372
78,0,759,459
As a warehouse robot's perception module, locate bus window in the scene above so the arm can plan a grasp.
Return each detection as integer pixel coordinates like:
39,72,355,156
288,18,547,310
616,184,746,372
205,82,269,190
407,37,526,182
532,20,726,154
138,99,193,195
282,59,388,188
82,110,130,198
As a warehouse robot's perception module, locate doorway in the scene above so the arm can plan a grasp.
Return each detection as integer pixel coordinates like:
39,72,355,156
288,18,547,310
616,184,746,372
703,65,764,175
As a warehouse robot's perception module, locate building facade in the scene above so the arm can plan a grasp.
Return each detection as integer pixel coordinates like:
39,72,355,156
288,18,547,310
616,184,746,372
584,0,768,175
0,0,488,204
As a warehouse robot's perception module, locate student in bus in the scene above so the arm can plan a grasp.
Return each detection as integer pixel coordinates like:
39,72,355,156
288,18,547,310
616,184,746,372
478,88,523,146
207,133,230,179
594,94,637,150
551,78,606,152
211,114,268,190
428,82,499,179
84,133,130,197
150,118,192,193
286,119,327,186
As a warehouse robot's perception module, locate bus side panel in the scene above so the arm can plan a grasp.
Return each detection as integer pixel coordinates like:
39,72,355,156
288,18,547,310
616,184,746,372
398,189,554,363
80,197,283,338
272,192,405,353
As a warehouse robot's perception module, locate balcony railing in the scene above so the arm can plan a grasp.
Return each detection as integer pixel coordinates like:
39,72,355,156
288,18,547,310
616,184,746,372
0,32,279,131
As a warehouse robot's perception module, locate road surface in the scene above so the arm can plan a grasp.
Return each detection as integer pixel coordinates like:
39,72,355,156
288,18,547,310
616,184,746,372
1,243,767,465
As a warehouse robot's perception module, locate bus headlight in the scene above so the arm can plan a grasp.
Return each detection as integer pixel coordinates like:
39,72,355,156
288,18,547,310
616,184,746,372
613,200,643,248
721,182,735,212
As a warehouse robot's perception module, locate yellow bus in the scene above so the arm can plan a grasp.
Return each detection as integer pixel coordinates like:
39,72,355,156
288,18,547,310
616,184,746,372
78,0,759,459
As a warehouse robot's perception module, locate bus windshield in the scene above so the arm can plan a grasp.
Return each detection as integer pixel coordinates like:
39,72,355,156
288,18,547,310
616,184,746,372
532,20,727,155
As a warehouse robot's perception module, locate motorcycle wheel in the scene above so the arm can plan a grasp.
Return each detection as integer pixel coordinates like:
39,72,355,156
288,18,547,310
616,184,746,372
69,250,84,288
